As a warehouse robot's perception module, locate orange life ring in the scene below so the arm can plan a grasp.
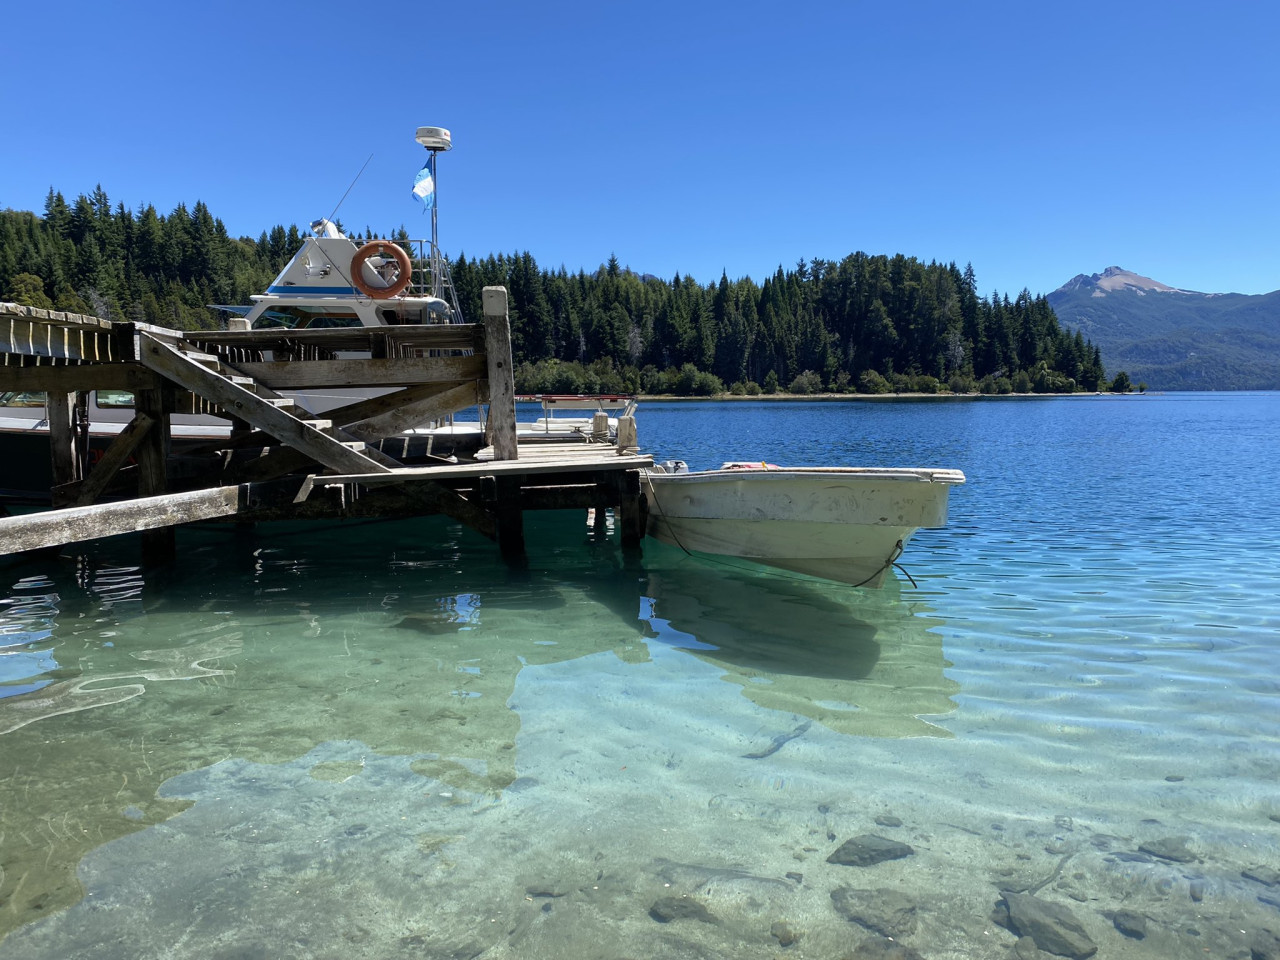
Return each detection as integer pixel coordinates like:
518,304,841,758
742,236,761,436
350,241,413,299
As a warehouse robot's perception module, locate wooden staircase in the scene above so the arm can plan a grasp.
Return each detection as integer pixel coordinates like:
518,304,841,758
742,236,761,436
135,332,395,476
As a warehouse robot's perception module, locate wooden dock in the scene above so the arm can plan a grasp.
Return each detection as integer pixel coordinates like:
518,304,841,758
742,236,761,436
0,287,651,562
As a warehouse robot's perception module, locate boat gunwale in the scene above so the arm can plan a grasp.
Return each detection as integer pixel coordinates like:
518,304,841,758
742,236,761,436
648,466,966,484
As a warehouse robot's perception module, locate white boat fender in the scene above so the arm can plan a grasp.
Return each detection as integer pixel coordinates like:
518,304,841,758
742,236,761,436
351,241,412,299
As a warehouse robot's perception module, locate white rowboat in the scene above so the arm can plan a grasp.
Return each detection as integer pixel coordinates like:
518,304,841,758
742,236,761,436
643,464,965,588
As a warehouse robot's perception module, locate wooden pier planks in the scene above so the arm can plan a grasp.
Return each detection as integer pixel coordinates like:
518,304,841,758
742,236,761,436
0,298,649,557
0,487,245,553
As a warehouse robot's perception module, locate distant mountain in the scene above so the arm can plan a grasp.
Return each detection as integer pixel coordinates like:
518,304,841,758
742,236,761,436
1046,267,1280,390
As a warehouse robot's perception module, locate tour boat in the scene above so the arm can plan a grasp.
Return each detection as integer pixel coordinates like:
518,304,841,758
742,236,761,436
643,462,965,588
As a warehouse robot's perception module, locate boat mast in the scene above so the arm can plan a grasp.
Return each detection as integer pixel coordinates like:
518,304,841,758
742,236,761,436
414,126,452,303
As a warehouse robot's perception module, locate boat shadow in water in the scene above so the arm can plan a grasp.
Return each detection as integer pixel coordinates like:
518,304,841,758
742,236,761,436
637,545,960,738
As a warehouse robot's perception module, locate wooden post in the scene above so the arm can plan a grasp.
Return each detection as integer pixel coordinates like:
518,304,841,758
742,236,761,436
47,391,82,503
591,411,608,442
616,415,637,454
134,387,175,564
480,474,525,563
617,469,645,549
482,286,518,461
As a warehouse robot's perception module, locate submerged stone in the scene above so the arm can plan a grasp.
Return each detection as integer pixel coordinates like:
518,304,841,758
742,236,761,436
830,886,919,938
996,891,1097,959
1111,909,1147,940
1244,866,1280,887
769,919,799,946
1252,927,1280,960
847,939,925,960
1137,836,1198,863
648,895,717,925
827,834,915,867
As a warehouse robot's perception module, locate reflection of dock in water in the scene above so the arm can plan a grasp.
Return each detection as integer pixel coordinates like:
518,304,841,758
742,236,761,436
0,519,956,942
0,540,651,942
640,555,958,738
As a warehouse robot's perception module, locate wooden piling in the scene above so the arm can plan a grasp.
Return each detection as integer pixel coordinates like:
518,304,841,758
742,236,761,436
134,386,176,564
482,287,518,462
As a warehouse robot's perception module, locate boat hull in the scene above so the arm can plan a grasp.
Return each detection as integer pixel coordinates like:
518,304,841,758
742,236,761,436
643,467,964,588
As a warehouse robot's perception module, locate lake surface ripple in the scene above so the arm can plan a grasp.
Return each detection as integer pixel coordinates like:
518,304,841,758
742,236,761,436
1,393,1277,959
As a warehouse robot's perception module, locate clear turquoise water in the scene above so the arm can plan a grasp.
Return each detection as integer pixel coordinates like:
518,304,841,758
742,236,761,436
1,393,1278,959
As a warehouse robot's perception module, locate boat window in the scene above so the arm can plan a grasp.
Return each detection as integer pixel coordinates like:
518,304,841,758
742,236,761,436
304,315,363,328
96,390,135,408
0,391,47,407
254,309,300,329
252,306,363,329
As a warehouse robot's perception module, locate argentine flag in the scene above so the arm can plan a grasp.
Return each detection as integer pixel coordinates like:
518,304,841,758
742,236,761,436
412,156,435,210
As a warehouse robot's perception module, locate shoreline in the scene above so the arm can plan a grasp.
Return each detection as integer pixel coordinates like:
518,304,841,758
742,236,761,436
634,391,1143,402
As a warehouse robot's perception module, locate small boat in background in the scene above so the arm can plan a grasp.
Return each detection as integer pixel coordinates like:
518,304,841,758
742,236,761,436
643,462,965,588
515,395,637,441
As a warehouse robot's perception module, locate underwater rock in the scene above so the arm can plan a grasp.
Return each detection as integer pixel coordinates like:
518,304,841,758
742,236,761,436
874,814,903,828
1252,927,1280,960
994,891,1097,959
846,938,926,960
1138,836,1198,863
830,886,919,938
1109,851,1155,863
524,883,569,899
1013,936,1054,959
769,919,799,946
827,834,915,867
1111,909,1147,939
1244,866,1280,887
648,895,718,925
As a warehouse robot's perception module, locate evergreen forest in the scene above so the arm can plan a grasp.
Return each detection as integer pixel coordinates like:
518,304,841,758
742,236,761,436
2,188,1110,396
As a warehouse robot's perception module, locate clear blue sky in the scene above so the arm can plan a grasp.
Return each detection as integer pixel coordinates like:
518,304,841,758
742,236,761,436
3,1,1277,297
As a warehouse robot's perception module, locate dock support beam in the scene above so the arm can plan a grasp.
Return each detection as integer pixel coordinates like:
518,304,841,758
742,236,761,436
480,474,526,563
617,469,645,548
135,386,176,565
47,391,86,498
482,286,518,462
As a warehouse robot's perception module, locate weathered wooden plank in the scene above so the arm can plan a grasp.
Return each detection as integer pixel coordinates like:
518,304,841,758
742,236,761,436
190,324,484,354
136,333,392,475
298,382,448,429
219,446,317,484
133,387,175,562
72,413,155,507
342,381,481,440
319,451,653,486
482,287,518,461
0,301,116,331
0,487,244,555
0,315,116,362
46,392,83,490
226,355,485,389
0,362,159,393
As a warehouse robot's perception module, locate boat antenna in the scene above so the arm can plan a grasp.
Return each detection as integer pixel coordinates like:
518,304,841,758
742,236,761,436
414,126,453,302
322,153,374,233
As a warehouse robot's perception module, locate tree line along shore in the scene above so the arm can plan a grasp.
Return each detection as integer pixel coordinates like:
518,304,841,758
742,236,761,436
1,188,1133,398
